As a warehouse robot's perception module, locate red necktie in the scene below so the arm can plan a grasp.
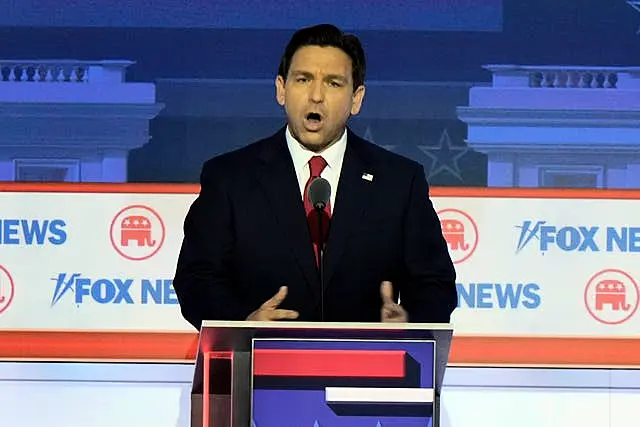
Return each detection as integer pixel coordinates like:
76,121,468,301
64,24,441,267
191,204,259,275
304,156,331,266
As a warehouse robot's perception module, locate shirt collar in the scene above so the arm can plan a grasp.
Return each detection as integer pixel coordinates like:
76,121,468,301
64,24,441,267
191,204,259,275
285,125,347,173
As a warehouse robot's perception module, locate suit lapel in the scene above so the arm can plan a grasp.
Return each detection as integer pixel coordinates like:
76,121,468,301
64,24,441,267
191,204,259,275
255,129,321,298
323,134,375,288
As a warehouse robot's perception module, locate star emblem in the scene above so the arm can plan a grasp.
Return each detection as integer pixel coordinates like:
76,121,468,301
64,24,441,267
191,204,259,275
418,129,468,182
364,125,396,152
628,1,640,33
363,125,375,143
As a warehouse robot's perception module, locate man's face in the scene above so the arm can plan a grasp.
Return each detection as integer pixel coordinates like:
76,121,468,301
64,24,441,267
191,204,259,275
276,45,365,152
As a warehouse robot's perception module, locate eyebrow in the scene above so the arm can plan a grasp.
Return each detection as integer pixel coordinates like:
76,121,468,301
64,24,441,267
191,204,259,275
325,74,349,83
290,70,349,82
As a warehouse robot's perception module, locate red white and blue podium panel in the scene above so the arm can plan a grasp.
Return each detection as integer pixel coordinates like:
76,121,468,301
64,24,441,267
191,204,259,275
251,339,436,426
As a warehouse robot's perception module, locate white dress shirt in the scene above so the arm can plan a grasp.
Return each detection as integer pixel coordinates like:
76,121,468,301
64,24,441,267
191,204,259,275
285,126,347,212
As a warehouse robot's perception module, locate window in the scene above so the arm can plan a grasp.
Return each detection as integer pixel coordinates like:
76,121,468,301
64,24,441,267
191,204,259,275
539,166,603,188
14,159,80,182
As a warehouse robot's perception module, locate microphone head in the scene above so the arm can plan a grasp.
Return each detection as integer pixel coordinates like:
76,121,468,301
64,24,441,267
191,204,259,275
308,177,331,210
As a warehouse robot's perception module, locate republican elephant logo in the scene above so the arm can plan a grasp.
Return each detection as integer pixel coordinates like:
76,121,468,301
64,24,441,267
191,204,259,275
440,219,470,251
110,205,166,261
120,215,156,247
0,265,15,315
436,208,479,264
585,269,639,325
595,279,631,311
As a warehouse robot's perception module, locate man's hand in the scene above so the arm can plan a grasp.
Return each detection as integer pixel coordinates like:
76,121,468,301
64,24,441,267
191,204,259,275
246,286,300,321
380,281,408,323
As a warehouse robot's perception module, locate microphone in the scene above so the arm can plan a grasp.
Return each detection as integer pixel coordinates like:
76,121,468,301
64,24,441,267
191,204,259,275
308,177,331,321
308,177,331,211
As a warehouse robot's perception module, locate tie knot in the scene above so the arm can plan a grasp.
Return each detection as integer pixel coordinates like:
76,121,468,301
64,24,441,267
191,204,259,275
309,156,328,177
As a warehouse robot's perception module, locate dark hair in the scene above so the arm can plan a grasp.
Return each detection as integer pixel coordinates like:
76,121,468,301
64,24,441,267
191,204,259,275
277,24,366,91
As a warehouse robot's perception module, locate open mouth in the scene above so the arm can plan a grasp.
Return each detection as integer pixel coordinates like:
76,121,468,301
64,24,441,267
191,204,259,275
304,112,323,131
306,112,322,122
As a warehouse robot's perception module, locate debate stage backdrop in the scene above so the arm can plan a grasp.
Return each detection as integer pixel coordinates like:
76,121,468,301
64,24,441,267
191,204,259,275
1,1,640,427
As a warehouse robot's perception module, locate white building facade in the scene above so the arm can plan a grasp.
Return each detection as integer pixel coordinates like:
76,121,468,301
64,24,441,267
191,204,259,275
0,60,163,182
458,65,640,188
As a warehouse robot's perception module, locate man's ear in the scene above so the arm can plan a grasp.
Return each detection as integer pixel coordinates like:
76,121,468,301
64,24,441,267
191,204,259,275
350,85,365,115
275,75,286,106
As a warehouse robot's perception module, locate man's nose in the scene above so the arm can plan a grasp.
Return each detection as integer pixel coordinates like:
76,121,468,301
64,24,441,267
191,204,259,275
309,81,325,103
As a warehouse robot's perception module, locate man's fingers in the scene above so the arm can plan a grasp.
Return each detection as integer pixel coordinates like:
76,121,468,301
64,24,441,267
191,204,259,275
263,286,288,308
383,303,400,315
380,281,394,303
382,303,408,323
271,309,300,320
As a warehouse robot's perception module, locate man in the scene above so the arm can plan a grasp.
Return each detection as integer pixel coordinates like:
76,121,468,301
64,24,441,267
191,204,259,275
172,24,457,329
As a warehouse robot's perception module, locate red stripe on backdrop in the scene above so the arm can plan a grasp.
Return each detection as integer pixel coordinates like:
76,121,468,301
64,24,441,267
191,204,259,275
253,349,407,377
1,182,640,199
0,182,201,194
0,331,199,362
2,332,640,367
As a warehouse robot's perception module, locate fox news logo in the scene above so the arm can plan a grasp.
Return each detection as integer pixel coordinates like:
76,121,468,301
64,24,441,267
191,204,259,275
516,221,640,254
0,219,67,246
50,273,177,306
457,282,541,309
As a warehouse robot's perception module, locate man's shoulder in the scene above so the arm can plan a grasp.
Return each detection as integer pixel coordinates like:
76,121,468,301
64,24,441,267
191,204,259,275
200,129,283,177
351,131,422,175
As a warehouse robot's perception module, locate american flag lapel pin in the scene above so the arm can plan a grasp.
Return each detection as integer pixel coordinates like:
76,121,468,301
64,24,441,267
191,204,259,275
361,173,374,182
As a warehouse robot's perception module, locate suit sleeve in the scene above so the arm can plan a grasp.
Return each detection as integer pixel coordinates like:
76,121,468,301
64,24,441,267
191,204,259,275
172,160,253,329
400,163,457,323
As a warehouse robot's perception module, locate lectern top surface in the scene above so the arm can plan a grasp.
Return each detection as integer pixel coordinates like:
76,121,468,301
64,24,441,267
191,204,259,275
200,320,453,331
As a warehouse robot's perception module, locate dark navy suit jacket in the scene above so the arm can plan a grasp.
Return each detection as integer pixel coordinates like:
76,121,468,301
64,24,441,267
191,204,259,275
173,127,457,329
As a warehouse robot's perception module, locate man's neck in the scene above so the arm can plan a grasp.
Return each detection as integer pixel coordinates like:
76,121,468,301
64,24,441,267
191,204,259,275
289,127,347,154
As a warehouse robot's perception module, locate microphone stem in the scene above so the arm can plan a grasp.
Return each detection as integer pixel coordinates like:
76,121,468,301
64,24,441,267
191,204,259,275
317,207,325,322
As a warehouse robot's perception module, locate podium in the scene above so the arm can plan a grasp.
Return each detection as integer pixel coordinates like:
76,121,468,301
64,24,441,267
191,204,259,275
190,321,453,427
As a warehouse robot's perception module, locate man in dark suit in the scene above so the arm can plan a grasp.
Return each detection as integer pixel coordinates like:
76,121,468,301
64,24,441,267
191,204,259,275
173,24,457,329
